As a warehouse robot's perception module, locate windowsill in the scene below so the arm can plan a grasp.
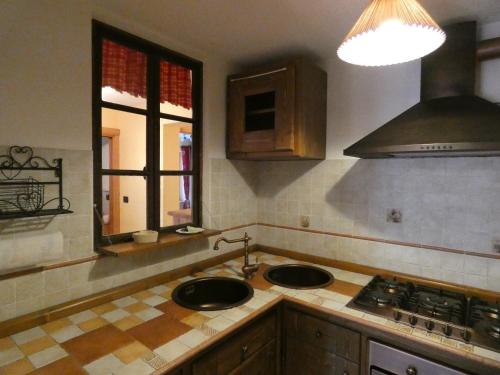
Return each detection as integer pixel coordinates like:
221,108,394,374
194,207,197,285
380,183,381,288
97,228,222,257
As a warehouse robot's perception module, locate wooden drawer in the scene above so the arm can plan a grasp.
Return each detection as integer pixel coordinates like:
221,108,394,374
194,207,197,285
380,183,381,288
286,309,360,363
193,312,277,375
285,336,359,375
228,340,277,375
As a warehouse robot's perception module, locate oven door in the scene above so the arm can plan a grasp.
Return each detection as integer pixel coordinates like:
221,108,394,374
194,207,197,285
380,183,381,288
371,369,395,375
369,340,469,375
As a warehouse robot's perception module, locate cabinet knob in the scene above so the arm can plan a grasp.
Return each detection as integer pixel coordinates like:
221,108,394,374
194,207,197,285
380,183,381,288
342,371,349,375
315,329,322,338
241,345,248,358
406,366,417,375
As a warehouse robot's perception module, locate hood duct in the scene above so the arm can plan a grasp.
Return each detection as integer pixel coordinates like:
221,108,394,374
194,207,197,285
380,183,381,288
344,21,500,158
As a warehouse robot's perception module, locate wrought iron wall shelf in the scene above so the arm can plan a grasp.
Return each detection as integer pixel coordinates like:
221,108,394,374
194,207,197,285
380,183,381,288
0,146,72,220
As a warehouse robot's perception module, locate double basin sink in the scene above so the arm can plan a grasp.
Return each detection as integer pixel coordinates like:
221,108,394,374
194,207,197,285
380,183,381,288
173,264,334,311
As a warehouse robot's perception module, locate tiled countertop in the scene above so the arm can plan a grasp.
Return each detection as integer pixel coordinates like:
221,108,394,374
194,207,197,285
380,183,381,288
0,252,499,374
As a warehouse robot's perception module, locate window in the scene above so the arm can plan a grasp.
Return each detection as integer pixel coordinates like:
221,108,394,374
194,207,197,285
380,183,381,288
92,21,202,246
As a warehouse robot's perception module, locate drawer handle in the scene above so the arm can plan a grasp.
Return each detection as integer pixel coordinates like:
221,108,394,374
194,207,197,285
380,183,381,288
406,366,417,375
241,345,249,361
315,329,322,338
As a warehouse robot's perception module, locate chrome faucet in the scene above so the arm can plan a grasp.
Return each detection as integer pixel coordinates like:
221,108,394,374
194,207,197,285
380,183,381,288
213,232,259,279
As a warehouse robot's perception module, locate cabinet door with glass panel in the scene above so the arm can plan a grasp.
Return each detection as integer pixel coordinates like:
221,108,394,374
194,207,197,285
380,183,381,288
227,59,327,160
93,21,202,246
227,65,295,154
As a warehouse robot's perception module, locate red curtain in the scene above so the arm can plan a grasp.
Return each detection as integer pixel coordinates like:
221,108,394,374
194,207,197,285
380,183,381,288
102,39,192,109
181,146,191,209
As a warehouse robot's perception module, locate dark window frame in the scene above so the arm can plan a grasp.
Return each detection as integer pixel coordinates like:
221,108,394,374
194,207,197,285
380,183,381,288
92,20,203,248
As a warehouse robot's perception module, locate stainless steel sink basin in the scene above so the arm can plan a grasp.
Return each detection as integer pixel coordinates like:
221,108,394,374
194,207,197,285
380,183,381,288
264,264,334,289
172,277,254,311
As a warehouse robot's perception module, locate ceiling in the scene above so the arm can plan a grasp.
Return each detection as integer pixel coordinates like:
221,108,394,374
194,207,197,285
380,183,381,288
93,0,500,65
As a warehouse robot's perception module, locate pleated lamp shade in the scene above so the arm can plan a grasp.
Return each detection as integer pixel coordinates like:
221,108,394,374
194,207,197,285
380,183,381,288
338,0,446,67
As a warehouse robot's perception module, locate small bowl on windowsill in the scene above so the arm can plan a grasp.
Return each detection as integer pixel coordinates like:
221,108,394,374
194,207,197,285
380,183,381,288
132,230,159,244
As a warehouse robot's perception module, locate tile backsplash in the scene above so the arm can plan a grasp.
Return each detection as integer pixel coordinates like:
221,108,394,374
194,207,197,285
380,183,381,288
0,152,499,322
0,149,257,321
256,158,500,292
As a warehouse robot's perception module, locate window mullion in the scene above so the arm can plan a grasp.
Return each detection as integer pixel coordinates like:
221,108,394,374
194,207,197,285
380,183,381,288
147,54,161,230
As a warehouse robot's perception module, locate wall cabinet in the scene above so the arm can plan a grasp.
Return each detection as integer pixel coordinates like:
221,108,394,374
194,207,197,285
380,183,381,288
284,308,360,375
227,59,327,160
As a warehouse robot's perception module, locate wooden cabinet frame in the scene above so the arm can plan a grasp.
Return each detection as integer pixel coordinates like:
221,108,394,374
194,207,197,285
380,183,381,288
227,59,326,160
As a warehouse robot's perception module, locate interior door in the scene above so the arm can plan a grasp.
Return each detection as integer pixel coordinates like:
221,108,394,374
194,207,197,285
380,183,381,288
228,66,295,153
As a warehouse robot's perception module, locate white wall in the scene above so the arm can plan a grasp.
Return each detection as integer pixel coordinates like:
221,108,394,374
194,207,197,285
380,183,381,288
0,0,92,150
0,0,245,321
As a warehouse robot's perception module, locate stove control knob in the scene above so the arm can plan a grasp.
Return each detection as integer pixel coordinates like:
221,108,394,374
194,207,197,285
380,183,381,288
408,315,418,326
424,320,434,331
442,324,452,336
461,329,471,342
393,310,402,321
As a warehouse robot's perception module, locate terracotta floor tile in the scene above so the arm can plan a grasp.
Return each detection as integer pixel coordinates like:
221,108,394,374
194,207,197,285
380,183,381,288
19,336,56,356
132,290,153,301
0,358,34,375
113,341,152,364
41,318,71,334
156,300,194,320
0,337,15,351
61,325,134,364
326,280,363,297
78,317,108,332
181,313,209,329
123,302,149,314
91,302,117,315
30,356,85,375
127,314,191,350
113,315,143,331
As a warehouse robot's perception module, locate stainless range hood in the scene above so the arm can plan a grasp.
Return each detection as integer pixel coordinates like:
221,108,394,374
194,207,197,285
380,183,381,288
344,22,500,158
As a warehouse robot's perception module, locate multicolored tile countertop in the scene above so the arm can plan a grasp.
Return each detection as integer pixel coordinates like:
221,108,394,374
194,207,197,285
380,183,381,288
0,252,499,374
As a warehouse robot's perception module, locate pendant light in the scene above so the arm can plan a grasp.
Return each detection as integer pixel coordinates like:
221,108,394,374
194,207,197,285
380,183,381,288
338,0,446,67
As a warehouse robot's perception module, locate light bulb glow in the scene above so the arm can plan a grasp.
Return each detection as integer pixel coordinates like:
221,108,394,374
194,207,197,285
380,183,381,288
337,0,446,67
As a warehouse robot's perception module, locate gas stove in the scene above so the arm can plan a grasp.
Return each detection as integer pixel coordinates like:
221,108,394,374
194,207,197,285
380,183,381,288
348,275,500,353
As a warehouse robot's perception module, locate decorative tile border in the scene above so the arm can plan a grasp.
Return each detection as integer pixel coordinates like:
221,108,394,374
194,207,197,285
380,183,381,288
257,222,500,260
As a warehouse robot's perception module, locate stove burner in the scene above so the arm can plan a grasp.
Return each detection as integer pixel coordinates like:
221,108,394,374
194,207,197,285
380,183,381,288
369,291,393,307
487,323,500,340
424,295,449,307
481,306,500,320
383,280,400,294
419,295,454,320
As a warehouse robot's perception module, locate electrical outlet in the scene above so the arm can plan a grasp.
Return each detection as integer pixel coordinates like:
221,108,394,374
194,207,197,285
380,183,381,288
493,238,500,252
387,209,402,223
300,215,310,228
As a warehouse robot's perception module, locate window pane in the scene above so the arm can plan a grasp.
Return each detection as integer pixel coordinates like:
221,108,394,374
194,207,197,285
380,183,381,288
101,39,147,109
101,108,146,171
159,60,193,118
159,120,192,171
161,175,193,227
102,175,147,235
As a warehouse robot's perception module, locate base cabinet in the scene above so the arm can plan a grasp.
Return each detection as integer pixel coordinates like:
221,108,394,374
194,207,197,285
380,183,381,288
192,312,278,375
285,336,358,375
284,308,361,375
228,340,277,375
